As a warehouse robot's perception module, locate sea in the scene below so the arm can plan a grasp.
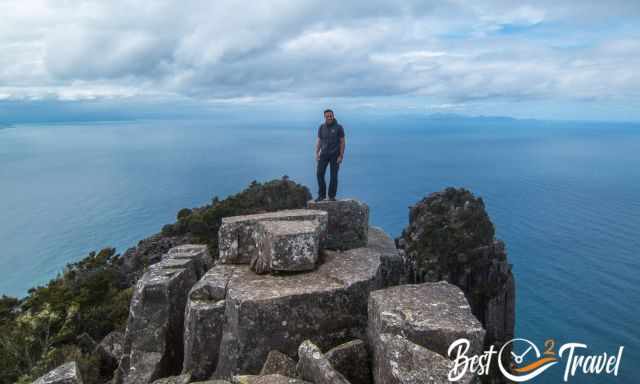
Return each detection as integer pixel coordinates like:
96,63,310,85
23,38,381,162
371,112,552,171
1,116,638,383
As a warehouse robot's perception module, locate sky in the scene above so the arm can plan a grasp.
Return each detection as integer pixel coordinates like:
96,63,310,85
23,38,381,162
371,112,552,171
1,0,639,123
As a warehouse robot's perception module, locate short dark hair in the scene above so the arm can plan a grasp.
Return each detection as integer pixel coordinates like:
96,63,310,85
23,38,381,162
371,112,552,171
323,109,334,115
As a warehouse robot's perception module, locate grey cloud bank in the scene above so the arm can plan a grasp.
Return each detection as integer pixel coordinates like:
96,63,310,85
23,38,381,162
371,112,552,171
1,0,639,121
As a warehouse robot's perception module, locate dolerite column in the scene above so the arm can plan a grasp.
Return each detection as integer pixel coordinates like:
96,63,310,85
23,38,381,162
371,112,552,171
306,198,369,250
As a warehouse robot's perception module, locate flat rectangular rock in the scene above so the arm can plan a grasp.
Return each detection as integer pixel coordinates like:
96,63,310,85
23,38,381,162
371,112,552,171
373,333,479,384
368,282,486,362
167,244,214,278
251,220,320,274
306,198,368,250
218,209,327,264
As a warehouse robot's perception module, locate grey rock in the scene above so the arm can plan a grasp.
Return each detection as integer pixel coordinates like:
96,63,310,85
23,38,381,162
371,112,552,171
373,333,479,384
325,339,371,384
150,373,191,384
307,198,369,250
251,220,320,274
231,375,310,384
368,282,486,360
183,266,237,380
97,330,124,361
94,331,124,378
259,350,298,377
213,226,398,377
32,361,83,384
119,248,201,383
120,234,195,287
395,187,515,381
191,381,232,384
166,244,214,280
76,333,97,354
296,340,350,384
219,209,328,264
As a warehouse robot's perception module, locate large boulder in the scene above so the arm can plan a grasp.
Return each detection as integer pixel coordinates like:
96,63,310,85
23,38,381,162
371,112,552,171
251,220,321,274
209,226,400,378
373,333,479,384
166,244,214,279
325,339,371,384
32,361,83,384
94,330,124,379
368,282,486,360
231,375,310,384
306,198,369,250
219,209,328,264
396,187,515,379
296,340,350,384
150,374,191,384
183,265,236,380
118,245,207,384
259,351,298,377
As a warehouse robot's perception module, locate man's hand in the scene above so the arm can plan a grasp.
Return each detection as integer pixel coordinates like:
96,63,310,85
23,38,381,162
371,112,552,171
316,152,320,161
337,155,343,164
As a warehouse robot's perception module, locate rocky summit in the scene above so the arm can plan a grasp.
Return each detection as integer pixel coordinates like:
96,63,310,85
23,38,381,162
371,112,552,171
34,190,516,384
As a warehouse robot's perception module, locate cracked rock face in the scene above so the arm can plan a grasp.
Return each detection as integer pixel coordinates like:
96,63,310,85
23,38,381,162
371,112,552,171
296,340,350,384
306,198,369,250
368,282,485,384
183,265,237,380
32,361,83,384
219,209,328,264
396,187,515,382
259,351,298,377
368,282,486,359
324,339,371,384
118,245,210,384
231,375,310,384
251,220,321,274
182,226,399,379
374,333,479,384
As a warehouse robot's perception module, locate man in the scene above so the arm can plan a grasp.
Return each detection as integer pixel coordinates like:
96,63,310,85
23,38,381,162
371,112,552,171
315,109,345,202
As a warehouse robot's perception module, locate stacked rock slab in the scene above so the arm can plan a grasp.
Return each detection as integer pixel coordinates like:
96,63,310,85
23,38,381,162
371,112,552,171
324,339,371,384
32,361,83,384
180,225,401,380
183,265,236,380
219,209,328,264
251,220,321,274
118,245,213,384
368,282,485,383
375,334,479,384
296,340,350,384
307,198,369,250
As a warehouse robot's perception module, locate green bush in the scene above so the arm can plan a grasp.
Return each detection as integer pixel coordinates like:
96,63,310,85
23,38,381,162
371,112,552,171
0,178,311,383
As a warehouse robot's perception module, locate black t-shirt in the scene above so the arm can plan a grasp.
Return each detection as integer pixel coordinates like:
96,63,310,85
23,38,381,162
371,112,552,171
317,121,345,158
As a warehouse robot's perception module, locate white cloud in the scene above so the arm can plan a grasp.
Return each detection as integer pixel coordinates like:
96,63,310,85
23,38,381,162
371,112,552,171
0,0,638,112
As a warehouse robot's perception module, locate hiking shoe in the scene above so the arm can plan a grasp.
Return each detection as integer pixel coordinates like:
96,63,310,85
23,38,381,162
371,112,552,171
328,197,336,201
315,196,326,202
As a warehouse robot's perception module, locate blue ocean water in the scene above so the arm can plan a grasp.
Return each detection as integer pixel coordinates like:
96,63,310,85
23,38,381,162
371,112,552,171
1,117,638,382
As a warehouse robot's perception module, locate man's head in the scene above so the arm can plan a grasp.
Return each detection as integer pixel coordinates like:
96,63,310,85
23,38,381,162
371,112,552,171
323,109,335,125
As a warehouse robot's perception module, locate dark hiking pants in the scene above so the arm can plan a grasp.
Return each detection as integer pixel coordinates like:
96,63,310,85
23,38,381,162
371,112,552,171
316,153,340,199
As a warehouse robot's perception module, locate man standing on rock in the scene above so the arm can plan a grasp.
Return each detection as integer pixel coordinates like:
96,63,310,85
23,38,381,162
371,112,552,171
315,109,345,202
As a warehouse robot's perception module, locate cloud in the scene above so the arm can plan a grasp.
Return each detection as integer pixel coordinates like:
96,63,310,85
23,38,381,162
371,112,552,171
0,0,639,117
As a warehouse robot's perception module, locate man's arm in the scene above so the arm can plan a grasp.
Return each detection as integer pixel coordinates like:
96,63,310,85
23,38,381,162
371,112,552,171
337,126,346,163
315,137,321,161
337,137,345,163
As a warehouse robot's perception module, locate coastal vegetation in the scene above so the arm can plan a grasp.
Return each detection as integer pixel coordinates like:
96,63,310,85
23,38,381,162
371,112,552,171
0,178,311,383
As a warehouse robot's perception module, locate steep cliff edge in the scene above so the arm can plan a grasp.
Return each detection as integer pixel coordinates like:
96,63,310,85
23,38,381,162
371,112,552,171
11,181,516,384
396,187,516,383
